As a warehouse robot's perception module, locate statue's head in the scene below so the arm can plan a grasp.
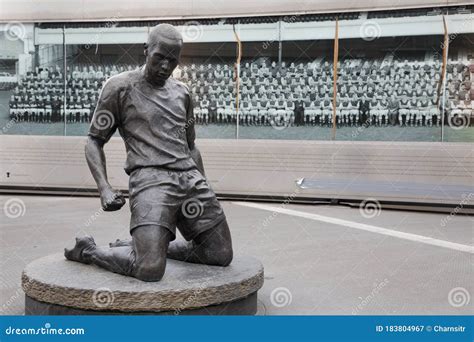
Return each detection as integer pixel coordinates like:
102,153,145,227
144,24,183,86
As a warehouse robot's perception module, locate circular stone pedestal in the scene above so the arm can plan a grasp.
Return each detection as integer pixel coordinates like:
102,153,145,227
22,253,263,315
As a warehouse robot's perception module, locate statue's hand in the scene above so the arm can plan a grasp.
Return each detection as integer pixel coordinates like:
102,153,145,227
100,187,126,211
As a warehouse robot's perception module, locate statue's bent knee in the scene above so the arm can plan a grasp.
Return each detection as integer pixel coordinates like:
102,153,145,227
133,258,167,282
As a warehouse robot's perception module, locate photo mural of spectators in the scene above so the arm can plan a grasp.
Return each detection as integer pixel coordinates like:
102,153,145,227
7,58,474,128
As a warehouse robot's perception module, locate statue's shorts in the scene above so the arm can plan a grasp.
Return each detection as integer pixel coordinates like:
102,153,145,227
128,167,225,241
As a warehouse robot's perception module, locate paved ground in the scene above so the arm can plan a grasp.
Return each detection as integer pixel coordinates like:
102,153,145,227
1,195,472,315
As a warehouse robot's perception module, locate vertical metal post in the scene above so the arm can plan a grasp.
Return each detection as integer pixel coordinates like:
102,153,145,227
278,20,282,66
331,18,339,141
63,25,67,136
439,16,449,142
441,44,449,142
233,23,242,139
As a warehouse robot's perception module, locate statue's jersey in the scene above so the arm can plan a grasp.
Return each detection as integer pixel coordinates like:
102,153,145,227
88,66,197,175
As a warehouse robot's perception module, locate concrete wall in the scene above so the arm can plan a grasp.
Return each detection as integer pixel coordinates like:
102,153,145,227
0,135,472,207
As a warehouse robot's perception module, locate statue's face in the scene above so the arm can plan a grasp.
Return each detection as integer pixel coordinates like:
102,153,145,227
145,40,181,85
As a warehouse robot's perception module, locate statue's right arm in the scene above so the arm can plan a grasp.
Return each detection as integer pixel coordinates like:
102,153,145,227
86,77,125,211
85,132,125,211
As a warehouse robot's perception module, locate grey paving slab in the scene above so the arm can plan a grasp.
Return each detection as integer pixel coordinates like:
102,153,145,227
1,195,472,315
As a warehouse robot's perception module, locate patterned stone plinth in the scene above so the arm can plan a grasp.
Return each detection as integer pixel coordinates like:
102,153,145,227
22,253,264,315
